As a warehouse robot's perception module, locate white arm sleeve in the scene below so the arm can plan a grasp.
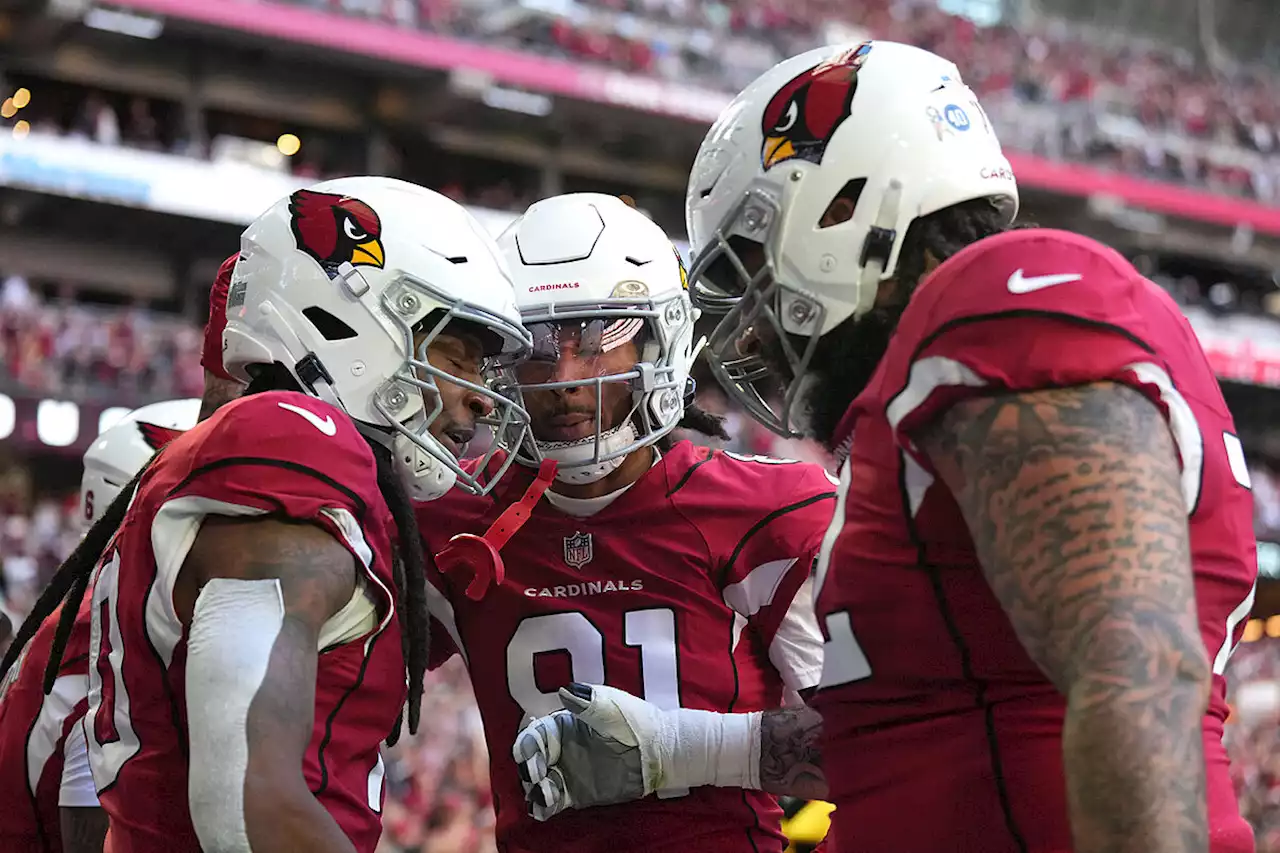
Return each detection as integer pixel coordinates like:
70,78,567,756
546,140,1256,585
186,578,285,853
59,719,100,808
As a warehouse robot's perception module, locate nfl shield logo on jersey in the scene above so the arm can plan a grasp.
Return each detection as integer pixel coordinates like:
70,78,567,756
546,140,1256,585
563,531,593,569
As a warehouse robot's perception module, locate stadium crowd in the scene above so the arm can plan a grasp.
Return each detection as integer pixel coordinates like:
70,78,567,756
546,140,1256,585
278,0,1280,202
0,275,205,404
1227,638,1280,853
9,0,1280,202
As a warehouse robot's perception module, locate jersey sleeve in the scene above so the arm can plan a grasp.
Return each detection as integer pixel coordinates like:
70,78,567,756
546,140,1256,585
715,459,837,692
150,391,387,605
884,229,1200,478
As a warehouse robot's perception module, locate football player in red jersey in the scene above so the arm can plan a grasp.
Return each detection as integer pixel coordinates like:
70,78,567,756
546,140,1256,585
0,255,252,853
418,193,837,853
518,41,1258,853
0,399,198,853
0,176,533,853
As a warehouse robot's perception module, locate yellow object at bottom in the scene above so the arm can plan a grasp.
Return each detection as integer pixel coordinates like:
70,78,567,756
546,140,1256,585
781,799,834,852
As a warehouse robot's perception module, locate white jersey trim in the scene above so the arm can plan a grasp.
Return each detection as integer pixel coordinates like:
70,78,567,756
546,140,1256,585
1122,362,1203,513
149,496,380,665
722,558,823,691
58,716,99,808
769,576,824,692
26,673,87,797
885,356,986,437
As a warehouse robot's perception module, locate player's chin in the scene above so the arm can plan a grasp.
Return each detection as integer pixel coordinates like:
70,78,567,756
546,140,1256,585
534,420,597,443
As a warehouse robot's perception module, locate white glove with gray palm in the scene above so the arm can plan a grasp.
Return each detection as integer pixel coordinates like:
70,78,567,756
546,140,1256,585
511,682,762,821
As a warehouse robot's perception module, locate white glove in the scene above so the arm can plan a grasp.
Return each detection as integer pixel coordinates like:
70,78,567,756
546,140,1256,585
511,683,762,821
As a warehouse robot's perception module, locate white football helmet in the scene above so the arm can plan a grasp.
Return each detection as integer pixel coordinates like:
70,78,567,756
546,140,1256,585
685,40,1019,436
496,194,698,485
222,176,532,501
81,398,200,527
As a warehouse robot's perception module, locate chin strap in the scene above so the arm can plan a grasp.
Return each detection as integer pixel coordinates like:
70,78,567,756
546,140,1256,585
435,458,558,601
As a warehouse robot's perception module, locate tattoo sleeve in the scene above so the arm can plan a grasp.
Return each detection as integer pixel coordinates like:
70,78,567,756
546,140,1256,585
759,704,827,799
914,381,1212,853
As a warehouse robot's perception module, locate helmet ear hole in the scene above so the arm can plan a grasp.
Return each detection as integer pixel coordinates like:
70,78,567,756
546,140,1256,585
817,179,867,229
302,307,358,341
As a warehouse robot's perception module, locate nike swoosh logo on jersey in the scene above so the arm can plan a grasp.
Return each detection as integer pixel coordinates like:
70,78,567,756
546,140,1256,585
1006,270,1083,293
277,401,337,436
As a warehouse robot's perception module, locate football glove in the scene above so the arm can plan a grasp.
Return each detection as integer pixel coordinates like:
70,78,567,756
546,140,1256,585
511,682,761,821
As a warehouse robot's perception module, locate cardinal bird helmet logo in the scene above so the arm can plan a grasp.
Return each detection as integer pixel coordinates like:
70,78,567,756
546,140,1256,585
136,421,184,452
761,42,873,171
288,189,386,275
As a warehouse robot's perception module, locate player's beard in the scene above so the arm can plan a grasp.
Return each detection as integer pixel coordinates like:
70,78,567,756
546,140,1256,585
780,303,905,449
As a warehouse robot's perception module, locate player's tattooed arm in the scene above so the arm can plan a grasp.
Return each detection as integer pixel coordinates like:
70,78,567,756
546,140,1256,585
178,516,359,853
914,381,1212,853
759,704,827,799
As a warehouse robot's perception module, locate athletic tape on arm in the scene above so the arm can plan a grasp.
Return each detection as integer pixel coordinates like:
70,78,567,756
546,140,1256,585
186,578,285,853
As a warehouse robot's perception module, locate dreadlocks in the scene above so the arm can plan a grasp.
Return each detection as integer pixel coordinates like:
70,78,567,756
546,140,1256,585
0,464,147,693
371,438,430,744
803,198,1019,446
243,364,429,744
657,401,732,452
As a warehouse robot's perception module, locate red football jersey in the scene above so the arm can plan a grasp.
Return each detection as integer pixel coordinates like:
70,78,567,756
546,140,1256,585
0,601,91,853
84,391,405,853
419,441,837,853
812,229,1257,853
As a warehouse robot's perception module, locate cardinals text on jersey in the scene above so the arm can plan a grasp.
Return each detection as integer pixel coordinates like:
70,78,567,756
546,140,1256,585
810,229,1257,853
419,441,836,853
84,391,405,853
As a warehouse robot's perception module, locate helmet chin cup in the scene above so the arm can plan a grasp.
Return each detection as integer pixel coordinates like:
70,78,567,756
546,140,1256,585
537,421,638,484
551,454,628,485
392,432,458,501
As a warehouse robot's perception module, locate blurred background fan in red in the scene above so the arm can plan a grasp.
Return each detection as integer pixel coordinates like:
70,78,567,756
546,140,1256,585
2,0,1280,849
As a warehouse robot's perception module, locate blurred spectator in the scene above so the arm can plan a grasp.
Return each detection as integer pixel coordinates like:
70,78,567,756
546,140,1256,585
376,659,497,853
1250,459,1280,541
1226,637,1280,850
0,283,208,403
0,478,83,621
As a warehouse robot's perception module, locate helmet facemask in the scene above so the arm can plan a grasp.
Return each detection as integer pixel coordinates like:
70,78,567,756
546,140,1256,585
689,187,828,439
691,175,910,439
498,294,691,485
368,271,531,498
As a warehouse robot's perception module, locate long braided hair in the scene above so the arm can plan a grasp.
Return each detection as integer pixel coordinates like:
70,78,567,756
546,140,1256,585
657,400,732,451
241,364,429,744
